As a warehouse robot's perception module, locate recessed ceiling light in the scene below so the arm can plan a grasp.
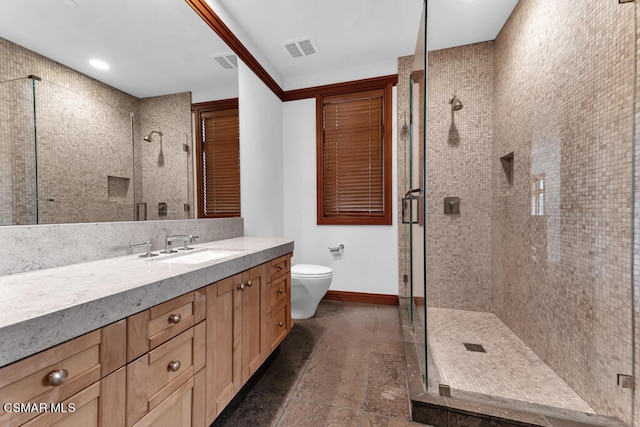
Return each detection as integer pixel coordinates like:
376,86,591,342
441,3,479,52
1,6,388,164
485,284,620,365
62,0,78,7
89,59,110,70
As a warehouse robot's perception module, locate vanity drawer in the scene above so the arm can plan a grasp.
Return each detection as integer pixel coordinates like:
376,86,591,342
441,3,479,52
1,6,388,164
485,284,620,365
270,254,291,281
126,322,205,427
269,274,290,312
0,320,126,427
268,302,290,351
21,367,126,427
131,369,205,427
127,289,206,362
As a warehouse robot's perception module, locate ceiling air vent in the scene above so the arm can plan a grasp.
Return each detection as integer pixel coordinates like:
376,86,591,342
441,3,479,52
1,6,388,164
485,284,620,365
282,37,319,58
213,54,238,69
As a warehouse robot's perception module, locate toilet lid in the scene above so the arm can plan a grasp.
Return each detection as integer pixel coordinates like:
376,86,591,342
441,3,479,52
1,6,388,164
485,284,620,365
291,264,332,276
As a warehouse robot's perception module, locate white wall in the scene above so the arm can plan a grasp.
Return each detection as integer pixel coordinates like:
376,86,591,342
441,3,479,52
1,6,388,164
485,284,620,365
282,90,399,295
283,59,398,91
238,61,284,237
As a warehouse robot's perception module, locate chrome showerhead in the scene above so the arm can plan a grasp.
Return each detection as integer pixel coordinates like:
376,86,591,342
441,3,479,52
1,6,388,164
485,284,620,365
450,95,463,112
143,130,163,142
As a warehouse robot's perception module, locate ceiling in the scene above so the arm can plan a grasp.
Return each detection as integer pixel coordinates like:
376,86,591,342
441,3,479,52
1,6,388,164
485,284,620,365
0,0,518,99
215,0,518,89
0,0,237,99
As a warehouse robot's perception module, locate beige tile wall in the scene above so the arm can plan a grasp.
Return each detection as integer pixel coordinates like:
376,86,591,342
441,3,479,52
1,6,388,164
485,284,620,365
0,77,36,225
0,37,194,224
139,93,194,221
493,0,635,423
425,42,494,312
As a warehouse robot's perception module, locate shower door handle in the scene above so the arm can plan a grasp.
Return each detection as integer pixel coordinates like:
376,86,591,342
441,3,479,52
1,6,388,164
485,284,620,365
403,188,423,198
402,188,423,224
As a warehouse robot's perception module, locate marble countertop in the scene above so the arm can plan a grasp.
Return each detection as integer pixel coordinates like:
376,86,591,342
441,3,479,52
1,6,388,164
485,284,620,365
0,236,294,367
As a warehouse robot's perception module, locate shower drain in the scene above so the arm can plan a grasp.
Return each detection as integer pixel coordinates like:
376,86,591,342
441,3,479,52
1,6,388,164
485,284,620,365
463,343,486,353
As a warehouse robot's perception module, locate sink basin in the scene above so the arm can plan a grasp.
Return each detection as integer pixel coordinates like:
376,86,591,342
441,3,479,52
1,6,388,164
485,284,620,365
157,249,244,265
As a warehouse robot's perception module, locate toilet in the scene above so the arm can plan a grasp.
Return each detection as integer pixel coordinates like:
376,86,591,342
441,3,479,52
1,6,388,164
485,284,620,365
290,264,333,319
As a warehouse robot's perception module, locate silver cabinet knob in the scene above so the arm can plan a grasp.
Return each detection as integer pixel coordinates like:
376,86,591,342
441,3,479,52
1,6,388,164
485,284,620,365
277,288,284,294
47,369,69,386
168,361,181,372
169,313,181,324
277,322,284,327
276,265,283,272
237,283,245,291
246,280,252,287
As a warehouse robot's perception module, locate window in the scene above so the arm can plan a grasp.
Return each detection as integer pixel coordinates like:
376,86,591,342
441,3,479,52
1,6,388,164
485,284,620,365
531,174,545,216
316,85,392,225
193,99,240,218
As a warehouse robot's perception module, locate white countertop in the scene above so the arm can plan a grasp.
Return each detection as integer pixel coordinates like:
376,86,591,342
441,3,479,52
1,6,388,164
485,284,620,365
0,236,294,367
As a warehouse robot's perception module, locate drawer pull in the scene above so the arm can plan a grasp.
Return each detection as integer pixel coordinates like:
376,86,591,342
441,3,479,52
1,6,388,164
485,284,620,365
277,322,284,327
168,361,181,372
246,280,252,287
276,265,283,272
168,313,182,324
277,288,284,294
47,369,69,386
237,283,245,291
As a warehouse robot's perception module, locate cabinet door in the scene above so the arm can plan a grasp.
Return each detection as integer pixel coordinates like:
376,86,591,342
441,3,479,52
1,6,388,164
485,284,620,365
21,367,126,427
205,273,243,424
241,263,269,383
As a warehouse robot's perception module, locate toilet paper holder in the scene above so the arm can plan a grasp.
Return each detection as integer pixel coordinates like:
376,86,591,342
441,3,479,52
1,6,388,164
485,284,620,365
328,244,344,253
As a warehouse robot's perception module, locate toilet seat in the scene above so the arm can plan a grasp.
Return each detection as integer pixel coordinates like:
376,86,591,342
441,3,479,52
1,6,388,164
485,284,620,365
291,264,332,279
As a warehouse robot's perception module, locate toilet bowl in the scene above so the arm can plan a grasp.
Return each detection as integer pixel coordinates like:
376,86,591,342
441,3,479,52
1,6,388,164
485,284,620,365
290,264,333,319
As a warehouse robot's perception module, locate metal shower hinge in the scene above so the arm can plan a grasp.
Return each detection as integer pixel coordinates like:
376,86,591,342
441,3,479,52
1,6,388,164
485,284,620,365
617,374,635,389
438,384,451,397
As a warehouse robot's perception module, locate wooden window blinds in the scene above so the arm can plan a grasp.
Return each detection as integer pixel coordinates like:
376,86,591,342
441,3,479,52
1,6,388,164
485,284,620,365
195,104,240,218
317,87,392,225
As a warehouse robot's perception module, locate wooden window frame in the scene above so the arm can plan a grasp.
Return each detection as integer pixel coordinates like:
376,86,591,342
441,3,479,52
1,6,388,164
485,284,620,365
316,83,393,225
192,98,240,219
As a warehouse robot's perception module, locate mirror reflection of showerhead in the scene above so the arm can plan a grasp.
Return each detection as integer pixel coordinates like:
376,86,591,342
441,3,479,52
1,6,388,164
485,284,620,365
450,95,463,112
143,130,163,142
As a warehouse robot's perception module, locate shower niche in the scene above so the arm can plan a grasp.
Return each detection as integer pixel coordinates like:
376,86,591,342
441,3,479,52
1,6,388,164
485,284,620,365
500,151,514,185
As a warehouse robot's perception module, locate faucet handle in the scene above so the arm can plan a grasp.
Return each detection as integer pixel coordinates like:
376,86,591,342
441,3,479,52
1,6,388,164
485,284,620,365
180,235,199,251
130,241,158,258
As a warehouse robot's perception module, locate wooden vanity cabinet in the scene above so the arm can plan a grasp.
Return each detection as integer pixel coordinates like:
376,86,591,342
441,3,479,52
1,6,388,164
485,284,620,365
266,255,292,351
1,252,291,427
205,263,270,423
0,320,126,427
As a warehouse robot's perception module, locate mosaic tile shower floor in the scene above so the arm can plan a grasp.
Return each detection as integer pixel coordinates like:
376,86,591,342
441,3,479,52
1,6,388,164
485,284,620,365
427,308,594,413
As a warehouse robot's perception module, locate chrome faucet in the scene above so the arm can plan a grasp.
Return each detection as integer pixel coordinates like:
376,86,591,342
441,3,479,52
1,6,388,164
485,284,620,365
163,234,199,253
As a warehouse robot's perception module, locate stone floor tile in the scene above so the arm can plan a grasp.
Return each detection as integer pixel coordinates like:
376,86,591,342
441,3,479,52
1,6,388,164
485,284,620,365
278,399,362,427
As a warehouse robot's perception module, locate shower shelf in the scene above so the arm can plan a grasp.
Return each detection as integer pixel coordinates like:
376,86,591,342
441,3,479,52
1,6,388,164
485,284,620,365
500,152,514,185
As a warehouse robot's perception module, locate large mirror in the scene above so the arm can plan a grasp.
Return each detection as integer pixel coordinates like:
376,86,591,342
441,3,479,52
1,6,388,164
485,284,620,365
0,0,238,225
